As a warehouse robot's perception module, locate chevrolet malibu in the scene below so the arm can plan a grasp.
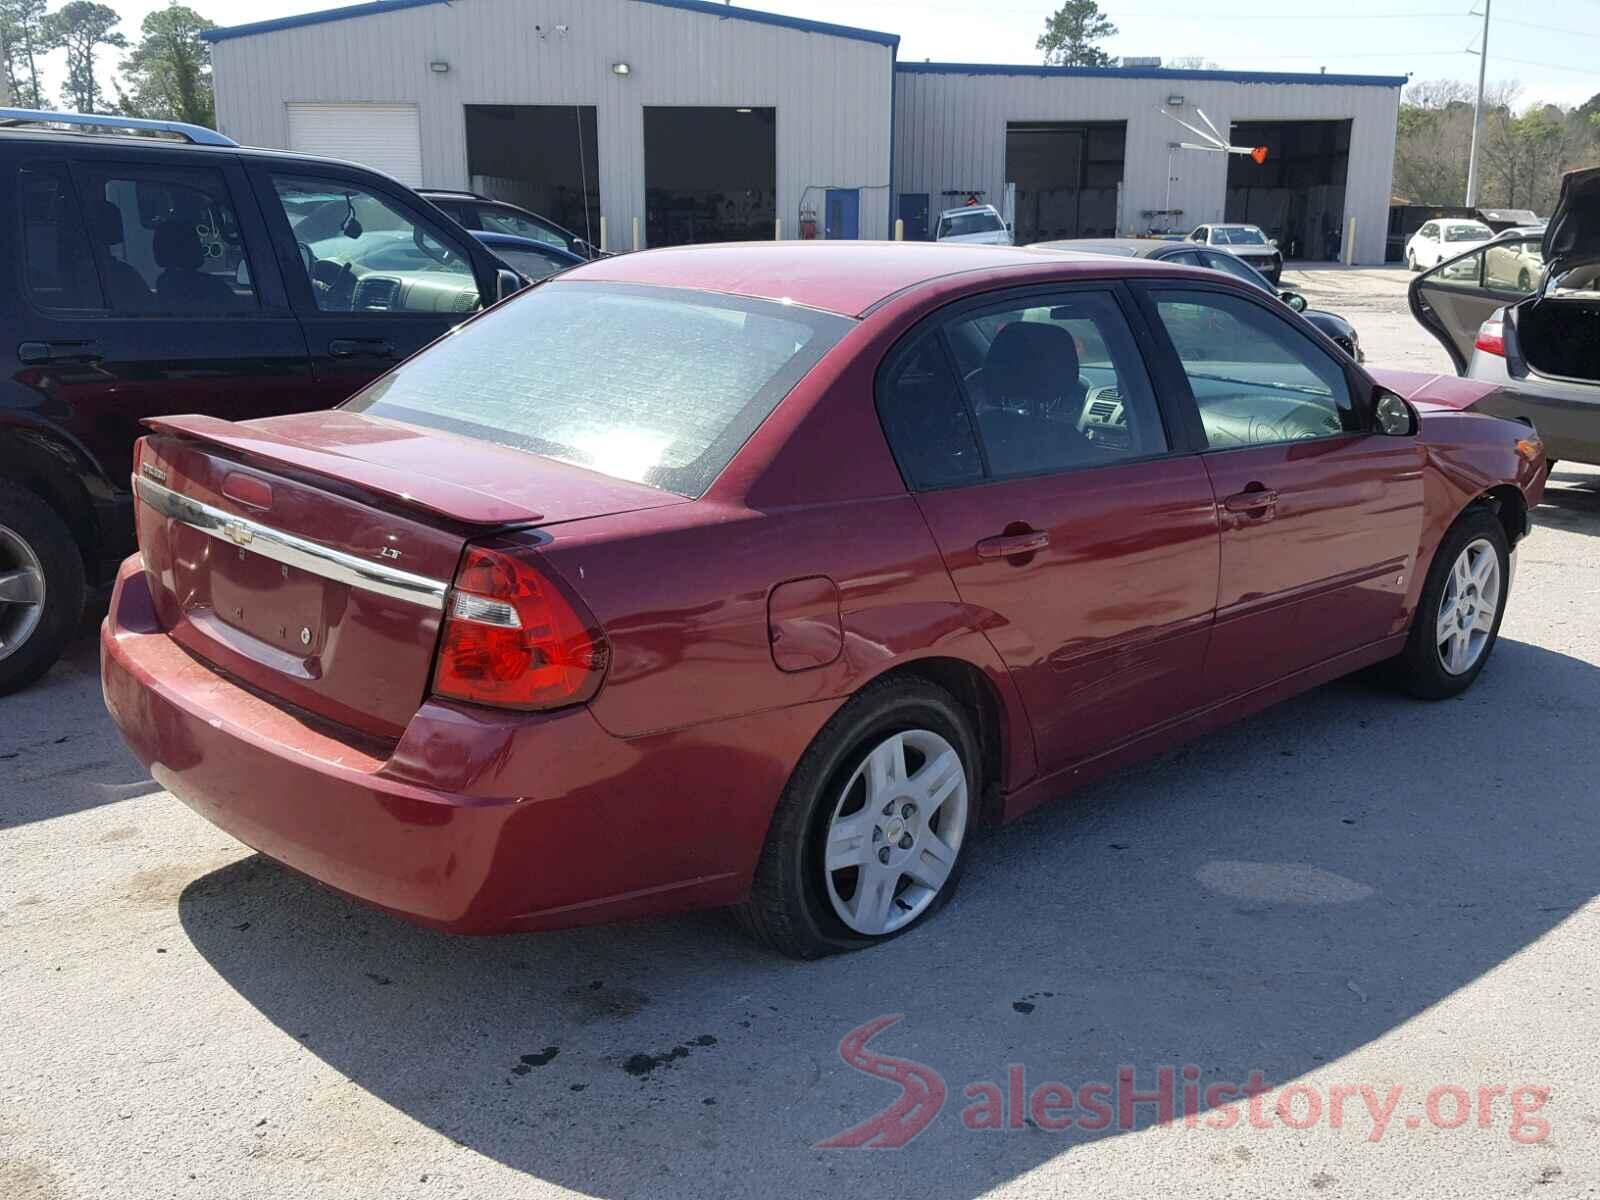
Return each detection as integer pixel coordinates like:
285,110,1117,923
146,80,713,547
102,243,1546,958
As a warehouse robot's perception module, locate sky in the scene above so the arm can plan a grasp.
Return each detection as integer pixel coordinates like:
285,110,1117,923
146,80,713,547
33,0,1600,110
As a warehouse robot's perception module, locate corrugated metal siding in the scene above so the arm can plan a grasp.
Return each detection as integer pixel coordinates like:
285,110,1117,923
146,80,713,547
893,70,1400,264
211,0,895,245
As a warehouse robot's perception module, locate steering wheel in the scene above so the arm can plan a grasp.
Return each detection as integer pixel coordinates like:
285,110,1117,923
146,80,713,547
297,239,317,280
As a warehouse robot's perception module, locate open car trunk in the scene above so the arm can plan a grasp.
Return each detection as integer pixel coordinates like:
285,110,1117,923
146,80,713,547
1515,294,1600,383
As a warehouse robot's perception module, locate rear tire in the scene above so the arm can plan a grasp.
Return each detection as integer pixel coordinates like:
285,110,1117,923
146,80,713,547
737,676,980,959
0,481,85,696
1391,508,1509,700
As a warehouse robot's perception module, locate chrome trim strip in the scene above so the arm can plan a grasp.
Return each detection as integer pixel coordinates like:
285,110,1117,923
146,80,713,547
134,477,449,611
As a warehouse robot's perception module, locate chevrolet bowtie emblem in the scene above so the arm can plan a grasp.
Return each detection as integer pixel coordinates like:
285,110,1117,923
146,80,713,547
223,521,253,547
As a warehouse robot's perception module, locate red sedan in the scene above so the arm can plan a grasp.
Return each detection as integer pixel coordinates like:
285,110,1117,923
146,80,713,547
101,243,1545,957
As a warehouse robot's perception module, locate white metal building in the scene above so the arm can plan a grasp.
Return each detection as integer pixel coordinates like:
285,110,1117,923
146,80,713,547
894,63,1403,263
205,0,1404,261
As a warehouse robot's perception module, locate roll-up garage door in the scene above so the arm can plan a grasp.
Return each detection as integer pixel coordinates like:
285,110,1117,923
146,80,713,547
286,103,423,186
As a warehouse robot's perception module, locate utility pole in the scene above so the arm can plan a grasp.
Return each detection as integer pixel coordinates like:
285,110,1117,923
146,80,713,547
1465,0,1492,207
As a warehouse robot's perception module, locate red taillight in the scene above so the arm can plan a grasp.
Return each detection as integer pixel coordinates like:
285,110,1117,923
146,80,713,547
431,543,608,711
1474,318,1506,357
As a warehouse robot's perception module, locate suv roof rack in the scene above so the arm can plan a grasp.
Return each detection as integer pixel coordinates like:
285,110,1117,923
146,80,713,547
0,107,238,147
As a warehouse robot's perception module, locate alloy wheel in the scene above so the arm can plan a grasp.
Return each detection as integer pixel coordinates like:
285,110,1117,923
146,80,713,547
822,728,968,936
0,524,46,662
1436,537,1500,675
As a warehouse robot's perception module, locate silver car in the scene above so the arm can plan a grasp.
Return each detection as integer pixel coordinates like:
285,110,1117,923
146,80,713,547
1410,167,1599,466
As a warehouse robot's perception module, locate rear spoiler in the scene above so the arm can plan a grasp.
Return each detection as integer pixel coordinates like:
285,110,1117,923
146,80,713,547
141,414,545,526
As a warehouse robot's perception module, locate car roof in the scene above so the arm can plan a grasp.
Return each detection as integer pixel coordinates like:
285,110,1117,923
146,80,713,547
939,204,1001,218
1033,237,1174,258
557,241,1193,317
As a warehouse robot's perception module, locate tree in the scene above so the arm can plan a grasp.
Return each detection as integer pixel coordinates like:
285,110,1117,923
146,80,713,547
1037,0,1117,68
1164,56,1220,70
42,0,125,113
1,0,51,108
115,3,215,127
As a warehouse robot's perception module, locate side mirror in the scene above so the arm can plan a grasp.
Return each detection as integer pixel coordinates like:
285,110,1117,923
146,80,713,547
495,268,525,301
1374,390,1418,437
1280,290,1308,312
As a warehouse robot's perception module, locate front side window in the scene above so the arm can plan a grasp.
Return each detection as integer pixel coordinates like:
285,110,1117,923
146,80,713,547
76,163,257,314
1445,223,1492,243
270,175,481,314
345,282,851,497
1153,289,1358,449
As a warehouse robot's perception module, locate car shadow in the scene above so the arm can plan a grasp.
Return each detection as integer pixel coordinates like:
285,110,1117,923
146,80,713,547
1535,475,1600,538
178,637,1599,1198
1,605,159,830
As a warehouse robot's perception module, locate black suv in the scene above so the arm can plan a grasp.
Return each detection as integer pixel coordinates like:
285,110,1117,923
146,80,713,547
0,109,521,693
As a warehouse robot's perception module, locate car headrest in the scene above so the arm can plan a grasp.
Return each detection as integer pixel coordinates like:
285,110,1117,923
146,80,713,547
153,220,204,272
84,199,127,248
983,322,1081,406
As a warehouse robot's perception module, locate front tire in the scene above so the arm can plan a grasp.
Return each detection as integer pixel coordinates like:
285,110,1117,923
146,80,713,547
1407,250,1418,271
1392,508,1509,699
0,481,85,696
738,677,979,959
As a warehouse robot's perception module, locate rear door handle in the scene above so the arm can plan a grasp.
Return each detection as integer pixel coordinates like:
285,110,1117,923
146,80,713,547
975,531,1050,559
1222,488,1279,515
328,338,396,359
18,340,102,365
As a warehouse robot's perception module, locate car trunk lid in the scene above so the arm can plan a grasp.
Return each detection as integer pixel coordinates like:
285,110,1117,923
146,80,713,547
134,411,684,737
1542,166,1600,280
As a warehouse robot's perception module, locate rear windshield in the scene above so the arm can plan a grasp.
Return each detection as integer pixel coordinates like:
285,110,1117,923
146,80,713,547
939,211,1005,238
343,282,853,497
1214,227,1267,245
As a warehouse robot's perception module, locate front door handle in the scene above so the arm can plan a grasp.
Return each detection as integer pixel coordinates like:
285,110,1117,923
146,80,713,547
328,338,396,359
976,531,1050,559
1222,487,1279,515
18,340,102,365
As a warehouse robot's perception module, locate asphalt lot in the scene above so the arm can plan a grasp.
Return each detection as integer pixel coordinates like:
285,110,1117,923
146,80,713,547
5,265,1600,1200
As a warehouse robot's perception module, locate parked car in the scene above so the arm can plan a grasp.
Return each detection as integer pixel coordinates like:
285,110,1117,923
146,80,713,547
935,204,1012,245
1405,219,1494,271
471,231,585,282
1409,167,1599,465
1037,236,1362,360
418,189,605,260
0,107,522,693
103,240,1544,957
1187,224,1282,282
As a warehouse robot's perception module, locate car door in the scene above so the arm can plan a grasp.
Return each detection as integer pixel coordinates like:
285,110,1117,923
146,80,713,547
1410,237,1544,371
1137,282,1424,697
249,164,501,406
7,144,312,522
877,284,1221,773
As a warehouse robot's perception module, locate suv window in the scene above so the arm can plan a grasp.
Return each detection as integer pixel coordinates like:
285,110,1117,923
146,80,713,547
1152,289,1358,448
19,163,102,310
269,175,482,314
478,205,568,249
76,163,257,313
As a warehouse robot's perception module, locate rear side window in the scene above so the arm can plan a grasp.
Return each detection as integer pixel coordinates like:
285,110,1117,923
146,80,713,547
19,163,102,310
876,337,984,490
345,282,852,497
75,163,258,314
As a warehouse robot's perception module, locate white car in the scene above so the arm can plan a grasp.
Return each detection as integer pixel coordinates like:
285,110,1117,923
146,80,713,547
1187,223,1282,282
935,204,1012,245
1405,219,1494,271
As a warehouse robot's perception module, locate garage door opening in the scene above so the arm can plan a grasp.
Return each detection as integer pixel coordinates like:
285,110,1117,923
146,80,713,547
1005,121,1125,244
464,105,600,247
1226,119,1351,262
644,107,776,246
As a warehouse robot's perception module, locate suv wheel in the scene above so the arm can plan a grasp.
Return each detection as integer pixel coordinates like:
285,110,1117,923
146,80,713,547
0,482,86,695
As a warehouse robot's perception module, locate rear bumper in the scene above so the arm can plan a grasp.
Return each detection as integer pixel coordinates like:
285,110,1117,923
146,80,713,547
101,557,812,933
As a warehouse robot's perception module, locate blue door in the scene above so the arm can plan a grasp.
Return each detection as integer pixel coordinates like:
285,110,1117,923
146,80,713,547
825,189,860,239
898,193,930,240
